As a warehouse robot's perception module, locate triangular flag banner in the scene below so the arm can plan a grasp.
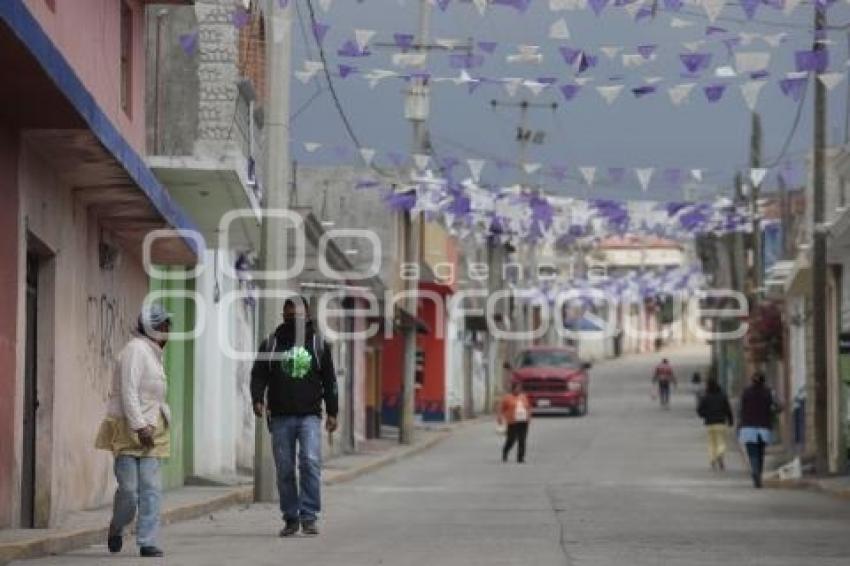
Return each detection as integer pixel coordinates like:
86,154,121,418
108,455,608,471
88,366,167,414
354,29,376,51
596,85,624,105
750,168,768,187
549,0,587,9
784,0,802,13
622,54,646,68
295,70,316,83
523,163,542,175
524,81,547,96
312,22,330,44
734,52,771,74
550,18,571,40
623,0,644,18
668,83,695,105
504,78,523,97
580,167,597,186
636,168,654,192
691,169,703,182
360,148,376,165
670,17,694,28
304,60,324,73
763,33,786,49
468,159,486,182
473,0,487,14
715,66,737,78
318,0,333,11
414,154,430,171
588,0,610,16
304,142,322,153
701,0,725,22
740,80,766,111
600,46,622,59
819,72,844,91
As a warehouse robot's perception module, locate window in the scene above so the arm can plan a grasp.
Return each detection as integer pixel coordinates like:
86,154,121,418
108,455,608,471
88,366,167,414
120,1,133,116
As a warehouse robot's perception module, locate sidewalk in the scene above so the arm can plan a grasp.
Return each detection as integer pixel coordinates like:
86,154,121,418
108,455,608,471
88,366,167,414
765,474,850,499
0,425,454,565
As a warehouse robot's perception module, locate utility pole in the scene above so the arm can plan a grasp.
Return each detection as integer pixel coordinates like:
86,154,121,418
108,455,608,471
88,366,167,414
750,112,763,296
255,0,292,502
812,6,829,475
399,0,432,445
489,99,558,348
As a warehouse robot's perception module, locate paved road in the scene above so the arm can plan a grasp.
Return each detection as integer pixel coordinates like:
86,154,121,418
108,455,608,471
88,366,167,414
19,346,850,565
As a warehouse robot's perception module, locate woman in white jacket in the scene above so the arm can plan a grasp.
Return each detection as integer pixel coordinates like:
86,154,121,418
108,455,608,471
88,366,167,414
95,304,172,558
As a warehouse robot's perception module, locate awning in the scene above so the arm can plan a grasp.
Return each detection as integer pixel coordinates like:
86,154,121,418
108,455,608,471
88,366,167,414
0,1,201,263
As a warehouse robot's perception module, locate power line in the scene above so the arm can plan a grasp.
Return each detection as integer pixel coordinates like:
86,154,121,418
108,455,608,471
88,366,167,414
303,0,394,179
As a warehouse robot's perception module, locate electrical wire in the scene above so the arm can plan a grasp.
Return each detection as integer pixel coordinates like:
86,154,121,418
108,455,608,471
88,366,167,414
304,0,395,179
763,82,809,168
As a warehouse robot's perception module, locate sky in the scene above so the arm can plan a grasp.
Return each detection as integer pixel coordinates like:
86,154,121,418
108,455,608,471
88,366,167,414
287,0,850,203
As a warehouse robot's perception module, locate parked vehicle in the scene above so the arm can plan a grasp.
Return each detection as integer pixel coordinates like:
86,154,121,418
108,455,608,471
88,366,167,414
505,347,592,417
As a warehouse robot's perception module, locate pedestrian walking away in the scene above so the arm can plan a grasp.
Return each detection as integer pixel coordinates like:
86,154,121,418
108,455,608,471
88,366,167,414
251,296,338,537
690,371,703,409
738,372,783,488
499,382,532,463
94,303,173,558
652,358,677,409
697,378,734,471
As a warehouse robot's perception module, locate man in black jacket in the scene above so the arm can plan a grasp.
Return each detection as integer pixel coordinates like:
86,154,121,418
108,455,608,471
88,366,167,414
251,297,338,537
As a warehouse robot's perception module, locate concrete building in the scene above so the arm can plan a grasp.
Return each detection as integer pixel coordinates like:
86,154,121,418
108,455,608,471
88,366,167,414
143,0,272,484
0,0,199,528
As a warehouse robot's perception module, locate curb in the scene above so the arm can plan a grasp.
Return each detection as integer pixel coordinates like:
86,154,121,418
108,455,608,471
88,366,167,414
0,487,253,565
324,430,451,486
764,477,850,500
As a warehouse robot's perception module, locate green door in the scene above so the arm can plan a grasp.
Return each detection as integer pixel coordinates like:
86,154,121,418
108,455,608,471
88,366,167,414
150,270,195,489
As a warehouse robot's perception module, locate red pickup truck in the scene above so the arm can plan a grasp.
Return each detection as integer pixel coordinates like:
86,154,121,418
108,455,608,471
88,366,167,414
505,346,591,417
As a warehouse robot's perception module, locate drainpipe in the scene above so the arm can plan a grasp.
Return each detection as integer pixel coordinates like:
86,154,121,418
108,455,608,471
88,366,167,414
153,9,168,154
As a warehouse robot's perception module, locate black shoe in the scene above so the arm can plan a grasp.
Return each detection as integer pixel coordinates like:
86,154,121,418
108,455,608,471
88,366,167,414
107,530,122,554
140,546,164,558
301,520,319,536
280,520,300,537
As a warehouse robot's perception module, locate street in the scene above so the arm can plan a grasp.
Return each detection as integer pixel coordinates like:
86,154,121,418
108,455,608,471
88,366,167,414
17,346,850,566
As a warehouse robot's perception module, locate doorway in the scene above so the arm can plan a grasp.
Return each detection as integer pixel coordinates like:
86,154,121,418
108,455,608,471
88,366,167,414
21,253,39,528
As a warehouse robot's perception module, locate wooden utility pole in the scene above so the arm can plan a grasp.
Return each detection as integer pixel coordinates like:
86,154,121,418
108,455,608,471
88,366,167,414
399,0,432,445
750,112,763,296
489,99,558,348
255,0,293,502
812,6,829,475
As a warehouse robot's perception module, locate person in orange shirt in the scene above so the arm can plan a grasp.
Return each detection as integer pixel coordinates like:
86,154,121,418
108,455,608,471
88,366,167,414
499,382,532,463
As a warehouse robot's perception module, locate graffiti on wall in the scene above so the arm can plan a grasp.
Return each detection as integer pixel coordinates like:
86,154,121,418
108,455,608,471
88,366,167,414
85,293,131,400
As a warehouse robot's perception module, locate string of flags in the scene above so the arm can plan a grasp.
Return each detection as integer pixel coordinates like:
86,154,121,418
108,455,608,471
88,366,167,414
294,141,805,191
357,168,771,248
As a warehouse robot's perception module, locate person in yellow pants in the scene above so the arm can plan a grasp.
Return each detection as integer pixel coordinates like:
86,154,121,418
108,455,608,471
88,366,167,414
697,378,734,470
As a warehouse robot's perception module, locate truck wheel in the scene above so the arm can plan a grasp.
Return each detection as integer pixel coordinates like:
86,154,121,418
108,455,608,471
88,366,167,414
575,398,588,417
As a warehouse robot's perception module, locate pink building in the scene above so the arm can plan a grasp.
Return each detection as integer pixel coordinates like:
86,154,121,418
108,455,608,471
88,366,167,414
0,0,196,529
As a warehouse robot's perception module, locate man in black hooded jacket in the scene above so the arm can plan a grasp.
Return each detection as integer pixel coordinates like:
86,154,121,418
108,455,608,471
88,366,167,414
251,297,338,537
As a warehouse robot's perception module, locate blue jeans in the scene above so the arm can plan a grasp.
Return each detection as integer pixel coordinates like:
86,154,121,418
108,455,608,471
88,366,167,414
110,456,161,547
269,415,322,523
745,440,766,487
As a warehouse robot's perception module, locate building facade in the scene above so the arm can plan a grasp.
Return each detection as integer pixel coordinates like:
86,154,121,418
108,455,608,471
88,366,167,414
0,0,198,528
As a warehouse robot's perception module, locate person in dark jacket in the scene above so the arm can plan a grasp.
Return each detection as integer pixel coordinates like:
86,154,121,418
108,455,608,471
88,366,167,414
251,297,338,536
697,378,734,471
738,372,782,488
